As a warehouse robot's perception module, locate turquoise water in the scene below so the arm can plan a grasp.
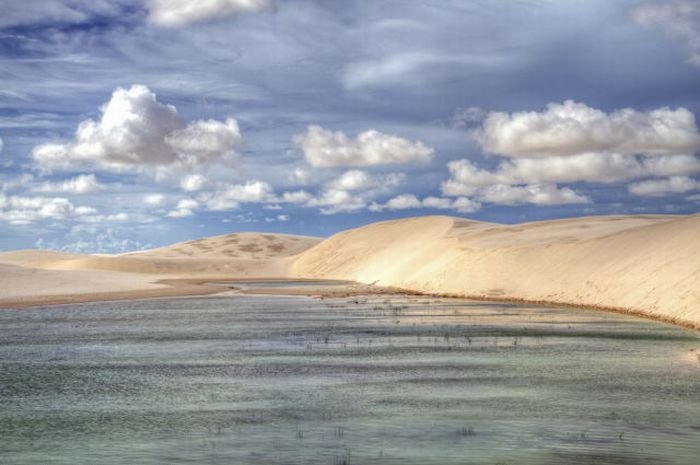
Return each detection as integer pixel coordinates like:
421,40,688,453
1,291,699,464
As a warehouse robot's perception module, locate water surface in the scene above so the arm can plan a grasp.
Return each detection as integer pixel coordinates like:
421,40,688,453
1,288,699,464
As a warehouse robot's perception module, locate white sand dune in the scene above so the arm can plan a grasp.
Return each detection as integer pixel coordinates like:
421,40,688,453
1,215,699,329
292,214,700,329
0,233,321,307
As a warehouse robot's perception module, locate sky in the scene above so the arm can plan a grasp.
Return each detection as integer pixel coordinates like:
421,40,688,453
1,0,700,252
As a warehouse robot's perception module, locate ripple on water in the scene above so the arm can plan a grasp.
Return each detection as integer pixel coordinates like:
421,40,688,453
1,292,699,465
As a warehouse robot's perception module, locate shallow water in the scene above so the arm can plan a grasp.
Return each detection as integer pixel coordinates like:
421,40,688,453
1,289,699,465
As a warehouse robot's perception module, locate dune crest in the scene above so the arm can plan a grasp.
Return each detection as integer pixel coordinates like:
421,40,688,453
291,214,700,329
1,215,699,329
0,233,322,306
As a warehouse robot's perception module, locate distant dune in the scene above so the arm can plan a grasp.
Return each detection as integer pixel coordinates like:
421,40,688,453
292,214,700,329
1,216,699,329
126,232,320,260
0,233,321,307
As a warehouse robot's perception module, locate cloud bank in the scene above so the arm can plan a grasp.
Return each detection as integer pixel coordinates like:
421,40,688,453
0,194,96,225
440,100,700,206
295,125,433,167
476,100,700,158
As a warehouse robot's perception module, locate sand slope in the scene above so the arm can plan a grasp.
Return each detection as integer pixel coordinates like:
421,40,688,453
127,232,320,260
0,233,321,307
2,216,699,330
292,214,700,329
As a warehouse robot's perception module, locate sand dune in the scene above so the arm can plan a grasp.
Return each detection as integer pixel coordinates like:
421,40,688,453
126,232,320,260
0,233,321,307
292,214,700,329
1,216,699,329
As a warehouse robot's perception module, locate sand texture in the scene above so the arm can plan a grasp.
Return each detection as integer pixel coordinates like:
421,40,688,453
291,214,700,329
0,233,321,307
1,215,699,330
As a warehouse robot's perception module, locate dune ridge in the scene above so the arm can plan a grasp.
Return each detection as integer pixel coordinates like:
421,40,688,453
1,215,698,330
0,233,322,307
291,214,700,330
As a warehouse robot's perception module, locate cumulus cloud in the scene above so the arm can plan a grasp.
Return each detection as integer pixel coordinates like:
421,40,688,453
280,190,313,204
441,152,700,204
628,176,699,196
633,0,700,65
370,194,481,213
144,193,166,205
204,180,275,211
295,125,433,167
0,194,96,225
441,159,591,206
307,189,367,215
480,184,589,206
327,170,403,192
167,199,198,218
180,174,207,192
148,0,271,27
35,174,104,194
288,167,312,186
32,85,242,173
444,101,700,208
476,100,700,158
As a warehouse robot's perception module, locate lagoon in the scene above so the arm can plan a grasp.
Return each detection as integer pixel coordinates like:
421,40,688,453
1,289,699,464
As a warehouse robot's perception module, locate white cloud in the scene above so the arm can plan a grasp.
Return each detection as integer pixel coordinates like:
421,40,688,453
167,199,198,218
0,194,96,225
326,169,403,192
328,170,373,191
628,176,699,196
384,194,422,210
144,193,166,205
309,189,366,215
281,190,313,204
480,184,589,206
0,137,3,153
288,167,312,186
77,212,130,223
35,174,104,194
205,180,275,211
148,0,271,27
370,194,481,213
343,52,505,90
295,125,433,167
265,214,289,223
441,153,700,205
32,85,242,172
38,227,152,254
633,0,700,65
422,196,453,210
476,100,700,158
180,174,207,192
451,197,481,213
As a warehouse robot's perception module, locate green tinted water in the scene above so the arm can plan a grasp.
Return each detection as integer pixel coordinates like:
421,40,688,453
1,292,699,464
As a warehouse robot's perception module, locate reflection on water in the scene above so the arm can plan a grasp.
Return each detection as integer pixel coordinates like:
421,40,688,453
1,289,699,464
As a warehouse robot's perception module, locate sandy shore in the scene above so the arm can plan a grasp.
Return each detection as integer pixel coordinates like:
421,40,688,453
1,215,698,331
292,214,700,331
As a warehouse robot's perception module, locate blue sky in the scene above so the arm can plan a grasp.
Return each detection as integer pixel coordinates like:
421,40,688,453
1,0,700,252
